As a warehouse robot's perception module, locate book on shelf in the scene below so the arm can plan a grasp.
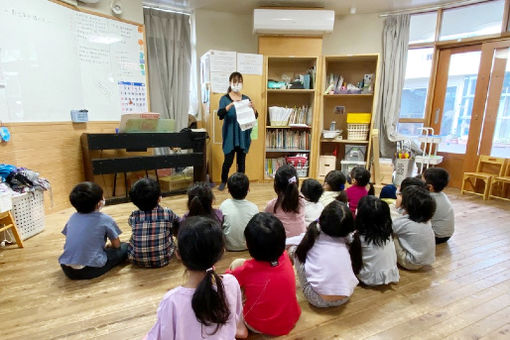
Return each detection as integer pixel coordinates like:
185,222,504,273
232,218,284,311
266,129,311,150
265,153,309,178
269,105,312,127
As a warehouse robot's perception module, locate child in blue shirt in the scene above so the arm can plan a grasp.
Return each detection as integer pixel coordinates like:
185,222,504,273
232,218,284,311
59,182,127,280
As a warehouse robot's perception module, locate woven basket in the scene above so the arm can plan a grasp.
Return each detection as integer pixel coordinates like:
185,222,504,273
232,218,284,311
11,191,45,240
347,123,369,140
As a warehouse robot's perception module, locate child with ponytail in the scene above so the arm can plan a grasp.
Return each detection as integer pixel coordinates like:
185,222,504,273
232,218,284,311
145,216,247,339
264,165,305,237
182,182,223,225
287,201,361,308
345,166,375,216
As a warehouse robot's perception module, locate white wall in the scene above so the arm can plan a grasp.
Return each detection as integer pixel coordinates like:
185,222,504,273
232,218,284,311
76,0,144,24
323,13,384,55
195,9,258,57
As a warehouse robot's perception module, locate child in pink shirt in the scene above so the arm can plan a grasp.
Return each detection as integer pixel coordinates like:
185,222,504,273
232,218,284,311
264,165,306,237
346,166,374,216
146,216,247,340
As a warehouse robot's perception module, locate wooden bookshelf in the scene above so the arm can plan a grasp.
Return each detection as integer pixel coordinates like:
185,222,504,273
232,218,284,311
319,54,380,176
263,55,322,179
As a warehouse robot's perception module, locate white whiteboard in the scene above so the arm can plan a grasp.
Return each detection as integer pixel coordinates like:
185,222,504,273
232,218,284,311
0,0,148,122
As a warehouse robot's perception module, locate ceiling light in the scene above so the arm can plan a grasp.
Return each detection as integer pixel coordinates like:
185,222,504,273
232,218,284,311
350,7,356,14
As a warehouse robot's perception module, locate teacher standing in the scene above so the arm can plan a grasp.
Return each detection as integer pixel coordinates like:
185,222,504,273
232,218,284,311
217,72,258,191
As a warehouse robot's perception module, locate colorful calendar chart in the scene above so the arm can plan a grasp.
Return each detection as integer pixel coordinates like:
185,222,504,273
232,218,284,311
118,81,147,113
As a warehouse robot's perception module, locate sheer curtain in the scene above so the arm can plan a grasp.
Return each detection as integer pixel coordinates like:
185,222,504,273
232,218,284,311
375,14,410,157
144,8,191,131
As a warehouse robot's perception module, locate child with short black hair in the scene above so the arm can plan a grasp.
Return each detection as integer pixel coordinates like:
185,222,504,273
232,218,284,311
392,177,428,219
300,178,325,226
392,186,436,270
355,196,399,285
264,165,306,237
227,213,301,336
220,173,259,251
346,166,375,216
59,182,127,280
423,167,455,244
287,201,360,307
128,178,180,268
379,184,397,206
146,216,247,339
319,170,348,206
182,182,223,225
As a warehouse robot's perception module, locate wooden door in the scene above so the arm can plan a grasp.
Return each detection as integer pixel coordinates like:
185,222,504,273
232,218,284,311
430,40,510,187
430,45,484,187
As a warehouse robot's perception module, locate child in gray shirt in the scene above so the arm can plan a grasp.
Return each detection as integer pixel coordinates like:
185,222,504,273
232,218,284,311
423,168,455,244
392,186,436,270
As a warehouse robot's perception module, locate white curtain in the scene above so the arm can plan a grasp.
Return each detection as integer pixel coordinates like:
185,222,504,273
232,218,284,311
375,14,410,157
144,8,191,131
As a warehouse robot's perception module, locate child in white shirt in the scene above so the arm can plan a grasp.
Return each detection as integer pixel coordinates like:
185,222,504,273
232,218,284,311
300,179,324,227
220,172,259,251
287,201,360,308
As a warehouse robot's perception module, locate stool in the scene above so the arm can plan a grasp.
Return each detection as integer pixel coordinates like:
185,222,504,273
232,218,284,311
0,210,24,248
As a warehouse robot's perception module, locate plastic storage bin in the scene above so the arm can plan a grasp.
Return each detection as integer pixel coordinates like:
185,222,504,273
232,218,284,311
319,155,337,177
346,113,371,140
0,193,12,213
11,190,45,240
345,145,367,162
341,160,366,177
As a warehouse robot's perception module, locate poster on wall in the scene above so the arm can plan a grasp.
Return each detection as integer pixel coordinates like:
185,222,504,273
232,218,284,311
210,50,236,93
237,53,263,75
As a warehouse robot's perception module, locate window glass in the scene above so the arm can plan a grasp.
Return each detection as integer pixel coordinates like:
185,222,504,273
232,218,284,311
409,12,437,44
440,0,505,41
399,48,434,119
398,122,424,138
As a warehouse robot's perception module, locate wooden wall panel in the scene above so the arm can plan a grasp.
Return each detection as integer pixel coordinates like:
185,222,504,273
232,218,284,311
0,122,120,213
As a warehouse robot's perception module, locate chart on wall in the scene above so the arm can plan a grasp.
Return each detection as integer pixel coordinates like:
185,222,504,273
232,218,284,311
0,0,147,122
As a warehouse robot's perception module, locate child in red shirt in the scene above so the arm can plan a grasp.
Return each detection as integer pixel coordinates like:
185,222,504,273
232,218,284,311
227,212,301,336
346,166,374,216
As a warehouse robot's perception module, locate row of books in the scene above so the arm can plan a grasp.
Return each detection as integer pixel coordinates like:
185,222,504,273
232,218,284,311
265,154,309,178
267,105,312,127
289,105,313,126
266,129,310,150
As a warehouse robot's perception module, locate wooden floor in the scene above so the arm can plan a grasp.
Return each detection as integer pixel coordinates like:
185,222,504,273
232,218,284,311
1,183,510,339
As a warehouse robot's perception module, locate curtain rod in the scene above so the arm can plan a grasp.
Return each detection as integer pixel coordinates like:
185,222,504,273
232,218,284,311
142,2,192,15
379,0,493,17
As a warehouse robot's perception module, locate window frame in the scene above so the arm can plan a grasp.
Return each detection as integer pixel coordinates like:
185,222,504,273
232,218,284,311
398,0,510,134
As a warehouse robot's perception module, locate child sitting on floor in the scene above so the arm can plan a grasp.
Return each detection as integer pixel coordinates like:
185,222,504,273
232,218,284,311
59,182,127,280
127,178,180,268
300,178,324,226
355,195,399,285
423,167,455,244
287,201,360,308
345,166,375,216
319,170,348,207
227,213,301,336
264,165,306,237
379,184,397,206
219,172,259,251
182,182,223,225
146,216,247,339
392,186,436,270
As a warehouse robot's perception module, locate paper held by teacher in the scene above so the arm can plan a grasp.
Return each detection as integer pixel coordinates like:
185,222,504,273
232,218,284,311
234,99,256,131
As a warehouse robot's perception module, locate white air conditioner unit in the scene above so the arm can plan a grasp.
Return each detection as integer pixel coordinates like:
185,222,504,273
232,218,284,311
253,9,335,35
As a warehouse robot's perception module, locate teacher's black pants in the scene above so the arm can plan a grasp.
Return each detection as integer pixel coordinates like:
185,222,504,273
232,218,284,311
221,147,246,184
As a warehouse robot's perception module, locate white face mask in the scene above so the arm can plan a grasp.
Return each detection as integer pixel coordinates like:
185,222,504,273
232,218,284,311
230,83,242,93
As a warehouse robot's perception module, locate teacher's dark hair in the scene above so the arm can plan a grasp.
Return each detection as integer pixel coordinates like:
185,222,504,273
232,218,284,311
227,72,243,93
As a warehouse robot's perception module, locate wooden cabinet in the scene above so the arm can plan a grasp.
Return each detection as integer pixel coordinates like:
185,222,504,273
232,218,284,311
319,54,380,177
263,56,322,179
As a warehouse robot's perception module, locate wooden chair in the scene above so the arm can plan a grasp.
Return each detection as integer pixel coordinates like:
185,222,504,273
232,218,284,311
0,210,24,248
489,158,510,202
461,155,506,200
